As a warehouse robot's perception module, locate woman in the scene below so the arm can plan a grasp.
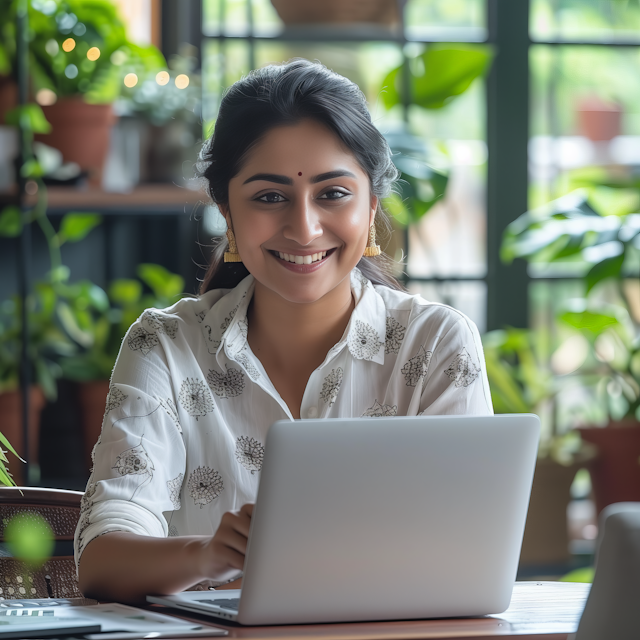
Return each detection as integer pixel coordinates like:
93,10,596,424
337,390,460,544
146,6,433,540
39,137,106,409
76,59,492,603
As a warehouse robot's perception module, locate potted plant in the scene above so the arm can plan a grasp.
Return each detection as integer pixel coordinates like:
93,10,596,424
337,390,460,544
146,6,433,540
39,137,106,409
271,0,406,28
0,0,166,184
0,279,77,486
503,186,640,514
58,263,186,473
482,327,593,566
0,99,102,483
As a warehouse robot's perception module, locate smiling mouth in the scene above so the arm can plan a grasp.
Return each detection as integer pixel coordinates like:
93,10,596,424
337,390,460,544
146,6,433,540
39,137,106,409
271,249,336,265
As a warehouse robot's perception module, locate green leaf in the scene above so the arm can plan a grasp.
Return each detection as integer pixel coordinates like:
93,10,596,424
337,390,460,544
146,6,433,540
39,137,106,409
0,463,16,488
109,279,142,306
5,103,52,133
137,264,184,300
58,213,102,244
0,430,23,460
382,45,494,111
585,252,625,293
559,309,621,336
34,358,57,402
0,206,23,237
57,301,94,348
20,159,44,178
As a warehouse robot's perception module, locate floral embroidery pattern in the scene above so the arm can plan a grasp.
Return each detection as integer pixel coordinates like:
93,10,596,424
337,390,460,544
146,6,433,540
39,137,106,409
235,436,265,474
113,443,154,478
81,482,97,513
444,348,481,388
167,473,184,510
385,317,406,355
348,320,383,361
77,511,92,544
178,378,214,420
127,326,160,356
196,310,206,323
207,366,245,399
104,385,128,415
402,345,433,387
188,466,224,508
157,397,182,432
220,306,238,333
320,368,343,407
168,525,179,537
235,350,260,380
203,324,221,351
362,400,398,417
142,310,178,338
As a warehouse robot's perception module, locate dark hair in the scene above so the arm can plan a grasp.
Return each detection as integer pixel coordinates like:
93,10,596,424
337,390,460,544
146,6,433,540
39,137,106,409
197,58,404,293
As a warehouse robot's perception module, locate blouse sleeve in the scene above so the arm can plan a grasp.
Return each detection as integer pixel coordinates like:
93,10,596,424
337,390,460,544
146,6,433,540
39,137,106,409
73,314,187,569
418,311,493,416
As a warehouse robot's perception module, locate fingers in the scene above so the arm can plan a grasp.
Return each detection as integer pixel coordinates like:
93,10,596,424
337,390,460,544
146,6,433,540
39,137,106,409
240,503,254,517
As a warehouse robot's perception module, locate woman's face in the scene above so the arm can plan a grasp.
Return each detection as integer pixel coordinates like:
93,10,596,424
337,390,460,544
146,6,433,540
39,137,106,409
223,118,377,305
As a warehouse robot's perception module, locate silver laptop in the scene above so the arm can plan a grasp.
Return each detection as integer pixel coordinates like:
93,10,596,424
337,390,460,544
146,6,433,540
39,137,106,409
148,414,539,625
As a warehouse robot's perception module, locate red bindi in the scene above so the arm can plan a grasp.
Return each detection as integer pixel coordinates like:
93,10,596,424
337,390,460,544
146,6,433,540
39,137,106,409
298,172,302,176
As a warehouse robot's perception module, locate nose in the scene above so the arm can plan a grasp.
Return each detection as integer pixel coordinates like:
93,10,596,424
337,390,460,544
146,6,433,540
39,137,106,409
282,197,323,246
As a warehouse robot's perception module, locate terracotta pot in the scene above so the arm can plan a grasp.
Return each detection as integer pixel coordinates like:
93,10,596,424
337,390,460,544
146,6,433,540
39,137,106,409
578,421,640,514
0,387,46,486
77,379,110,474
576,96,622,142
35,97,116,185
271,0,401,25
519,457,583,566
0,76,18,124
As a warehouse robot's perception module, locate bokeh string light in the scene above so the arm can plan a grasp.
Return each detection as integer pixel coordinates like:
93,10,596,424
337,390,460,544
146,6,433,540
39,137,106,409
124,73,139,88
175,74,190,89
155,70,170,86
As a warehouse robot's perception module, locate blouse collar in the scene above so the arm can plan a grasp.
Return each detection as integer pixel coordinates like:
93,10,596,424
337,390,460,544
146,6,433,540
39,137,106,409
200,267,387,367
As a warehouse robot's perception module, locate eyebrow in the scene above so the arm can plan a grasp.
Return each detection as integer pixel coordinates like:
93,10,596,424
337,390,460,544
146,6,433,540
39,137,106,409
242,170,357,186
243,173,293,185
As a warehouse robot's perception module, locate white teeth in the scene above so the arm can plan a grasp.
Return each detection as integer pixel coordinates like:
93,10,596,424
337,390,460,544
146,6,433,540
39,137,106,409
277,251,330,263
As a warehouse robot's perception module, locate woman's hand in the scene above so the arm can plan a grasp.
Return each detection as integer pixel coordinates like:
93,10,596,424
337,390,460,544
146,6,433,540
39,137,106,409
205,503,254,582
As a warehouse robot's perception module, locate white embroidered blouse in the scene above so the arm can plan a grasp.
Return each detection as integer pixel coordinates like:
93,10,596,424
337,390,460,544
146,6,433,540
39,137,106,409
74,268,493,571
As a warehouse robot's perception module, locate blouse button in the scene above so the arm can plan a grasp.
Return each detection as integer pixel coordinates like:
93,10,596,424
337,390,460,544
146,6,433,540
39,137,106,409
306,406,318,419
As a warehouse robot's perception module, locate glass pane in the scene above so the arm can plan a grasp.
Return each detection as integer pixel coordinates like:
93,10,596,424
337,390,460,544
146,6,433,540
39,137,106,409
529,279,640,431
407,281,487,333
405,0,486,41
203,0,488,40
531,0,640,42
203,0,282,37
406,77,487,279
529,45,640,276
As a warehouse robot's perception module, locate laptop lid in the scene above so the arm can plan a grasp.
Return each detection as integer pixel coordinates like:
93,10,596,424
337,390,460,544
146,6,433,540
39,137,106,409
237,414,539,625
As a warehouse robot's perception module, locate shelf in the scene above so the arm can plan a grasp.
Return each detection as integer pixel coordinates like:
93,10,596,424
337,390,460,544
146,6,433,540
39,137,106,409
1,184,207,216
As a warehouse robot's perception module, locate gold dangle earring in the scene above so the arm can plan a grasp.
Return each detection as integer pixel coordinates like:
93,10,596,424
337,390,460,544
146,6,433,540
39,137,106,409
223,228,243,263
363,223,381,257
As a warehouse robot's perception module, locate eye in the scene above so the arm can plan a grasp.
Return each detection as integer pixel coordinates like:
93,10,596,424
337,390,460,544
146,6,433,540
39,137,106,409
318,189,349,200
256,192,286,203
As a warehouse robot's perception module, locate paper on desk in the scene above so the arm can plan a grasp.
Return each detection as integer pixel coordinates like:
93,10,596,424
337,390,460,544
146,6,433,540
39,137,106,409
3,603,226,639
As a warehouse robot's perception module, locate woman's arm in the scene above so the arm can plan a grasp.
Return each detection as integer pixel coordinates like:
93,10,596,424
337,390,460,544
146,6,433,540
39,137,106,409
78,504,253,604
